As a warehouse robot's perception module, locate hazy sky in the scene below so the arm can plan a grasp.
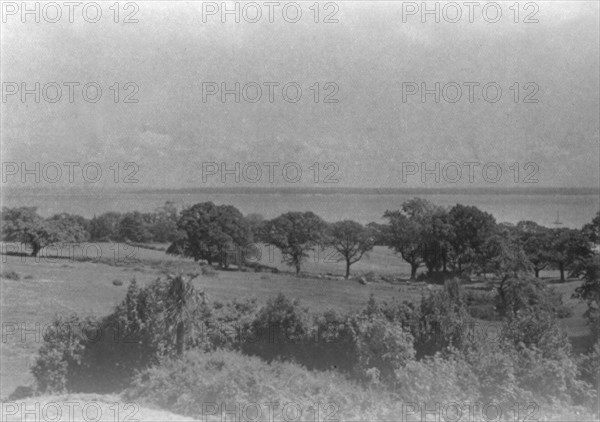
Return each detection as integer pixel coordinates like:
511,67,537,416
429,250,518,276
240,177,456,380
2,1,599,189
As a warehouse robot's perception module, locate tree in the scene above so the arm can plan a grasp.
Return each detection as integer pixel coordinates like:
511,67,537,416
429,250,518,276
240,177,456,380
167,202,250,268
1,208,88,256
148,202,179,243
47,213,90,243
1,207,50,256
573,260,600,342
89,212,122,241
421,208,453,274
548,228,592,282
479,230,533,280
447,204,497,273
582,211,600,245
326,220,374,279
365,222,388,246
516,221,553,278
383,198,445,280
262,211,326,274
496,276,562,318
245,213,265,243
163,274,207,356
119,212,153,243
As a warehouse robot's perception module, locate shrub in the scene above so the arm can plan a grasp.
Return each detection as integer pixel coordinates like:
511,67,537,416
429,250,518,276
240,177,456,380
8,385,36,400
574,260,600,342
496,276,566,318
350,313,415,385
395,350,480,403
468,304,499,320
463,287,500,320
205,298,259,350
1,270,20,280
125,349,402,421
465,338,531,404
414,278,473,357
31,276,211,393
465,309,595,407
416,271,454,284
201,265,218,277
241,293,312,363
30,314,88,393
312,302,416,386
579,340,600,397
112,279,124,286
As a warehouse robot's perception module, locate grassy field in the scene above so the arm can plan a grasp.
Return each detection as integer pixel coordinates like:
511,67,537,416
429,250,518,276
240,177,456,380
0,242,591,400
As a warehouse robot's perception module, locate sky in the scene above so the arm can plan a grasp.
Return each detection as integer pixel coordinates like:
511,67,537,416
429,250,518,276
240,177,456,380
1,1,599,189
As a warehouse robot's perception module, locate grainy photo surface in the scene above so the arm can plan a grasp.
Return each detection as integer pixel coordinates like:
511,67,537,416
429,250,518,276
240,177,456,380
1,1,599,421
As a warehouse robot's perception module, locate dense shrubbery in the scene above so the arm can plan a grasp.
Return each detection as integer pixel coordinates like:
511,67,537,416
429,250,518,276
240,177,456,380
31,314,88,393
125,350,402,421
496,276,572,318
29,275,599,418
31,276,211,394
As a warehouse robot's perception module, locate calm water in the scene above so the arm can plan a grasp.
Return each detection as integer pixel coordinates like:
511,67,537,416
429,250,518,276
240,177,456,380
3,190,599,229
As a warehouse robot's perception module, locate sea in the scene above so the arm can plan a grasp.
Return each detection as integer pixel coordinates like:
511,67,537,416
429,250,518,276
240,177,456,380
2,187,599,229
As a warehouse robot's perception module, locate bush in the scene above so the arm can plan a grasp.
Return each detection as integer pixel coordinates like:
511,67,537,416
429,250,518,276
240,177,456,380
395,351,480,403
112,279,123,286
201,265,218,277
579,340,600,396
465,309,595,407
206,298,259,350
31,276,211,393
125,350,402,421
1,270,20,280
30,314,88,393
496,276,566,318
311,300,416,386
464,288,500,320
349,313,415,385
416,271,454,284
8,385,36,400
468,304,499,320
240,293,312,363
414,278,473,357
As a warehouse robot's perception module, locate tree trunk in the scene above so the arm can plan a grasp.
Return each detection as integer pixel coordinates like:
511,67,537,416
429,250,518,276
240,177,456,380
559,264,565,282
345,260,351,279
30,243,41,257
175,322,185,356
534,268,540,278
410,263,418,280
295,262,301,275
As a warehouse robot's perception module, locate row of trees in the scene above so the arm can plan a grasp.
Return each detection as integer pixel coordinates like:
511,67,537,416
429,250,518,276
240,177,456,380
165,199,598,280
0,202,181,255
2,199,598,280
165,202,374,278
379,198,597,281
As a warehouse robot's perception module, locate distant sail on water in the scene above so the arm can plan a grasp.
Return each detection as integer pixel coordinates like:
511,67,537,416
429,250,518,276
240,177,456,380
553,211,563,226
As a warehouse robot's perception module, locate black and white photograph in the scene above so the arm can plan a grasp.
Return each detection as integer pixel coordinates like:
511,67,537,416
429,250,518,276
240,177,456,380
1,1,599,420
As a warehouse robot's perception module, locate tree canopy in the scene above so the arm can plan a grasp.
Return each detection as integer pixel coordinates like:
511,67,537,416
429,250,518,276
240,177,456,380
262,211,326,274
325,220,374,279
167,202,250,268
